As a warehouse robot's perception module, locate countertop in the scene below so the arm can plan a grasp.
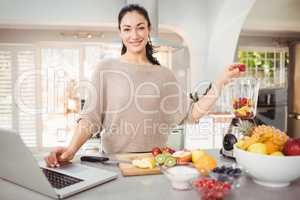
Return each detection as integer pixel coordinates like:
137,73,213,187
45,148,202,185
0,150,299,200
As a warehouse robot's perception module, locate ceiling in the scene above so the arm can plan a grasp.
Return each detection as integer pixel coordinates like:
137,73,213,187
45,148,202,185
243,0,300,33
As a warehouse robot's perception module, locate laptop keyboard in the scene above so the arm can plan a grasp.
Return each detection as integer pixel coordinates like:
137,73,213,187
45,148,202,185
42,168,83,189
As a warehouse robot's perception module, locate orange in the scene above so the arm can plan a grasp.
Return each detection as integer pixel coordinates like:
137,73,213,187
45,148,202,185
193,154,217,176
265,140,280,154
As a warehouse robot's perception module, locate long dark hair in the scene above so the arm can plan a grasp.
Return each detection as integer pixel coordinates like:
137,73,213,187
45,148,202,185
118,4,160,66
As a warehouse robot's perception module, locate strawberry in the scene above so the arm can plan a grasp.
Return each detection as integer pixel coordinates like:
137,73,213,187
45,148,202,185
231,63,246,72
151,147,162,156
237,64,246,72
240,98,248,106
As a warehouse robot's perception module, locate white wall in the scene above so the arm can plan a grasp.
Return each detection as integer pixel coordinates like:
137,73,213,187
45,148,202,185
159,0,208,88
243,0,300,32
0,0,125,27
206,0,256,81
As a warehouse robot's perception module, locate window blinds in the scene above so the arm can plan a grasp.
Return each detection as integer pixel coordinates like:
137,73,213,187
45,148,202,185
0,46,37,147
0,50,12,129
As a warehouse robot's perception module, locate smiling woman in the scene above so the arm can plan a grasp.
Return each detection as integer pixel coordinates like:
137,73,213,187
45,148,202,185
118,4,160,66
44,4,241,168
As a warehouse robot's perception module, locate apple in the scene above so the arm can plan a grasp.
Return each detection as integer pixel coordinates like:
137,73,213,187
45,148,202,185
283,138,300,156
172,150,192,163
151,147,162,156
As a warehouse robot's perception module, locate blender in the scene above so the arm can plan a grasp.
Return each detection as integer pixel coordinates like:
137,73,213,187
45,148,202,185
220,77,260,159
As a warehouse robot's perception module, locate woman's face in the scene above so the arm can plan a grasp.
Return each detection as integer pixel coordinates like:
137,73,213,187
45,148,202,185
119,11,150,54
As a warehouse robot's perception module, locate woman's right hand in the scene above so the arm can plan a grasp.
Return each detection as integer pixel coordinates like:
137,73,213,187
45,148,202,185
44,147,76,168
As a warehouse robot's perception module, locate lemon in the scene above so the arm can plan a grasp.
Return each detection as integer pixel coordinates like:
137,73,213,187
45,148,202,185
247,143,267,155
132,158,156,169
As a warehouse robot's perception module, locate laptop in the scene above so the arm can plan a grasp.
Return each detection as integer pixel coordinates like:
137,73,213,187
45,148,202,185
0,128,118,199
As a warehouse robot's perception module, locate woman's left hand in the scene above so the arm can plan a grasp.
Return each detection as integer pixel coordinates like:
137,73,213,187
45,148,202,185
215,63,244,88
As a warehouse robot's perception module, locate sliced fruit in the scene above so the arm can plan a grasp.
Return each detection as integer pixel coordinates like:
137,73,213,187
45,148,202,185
238,106,251,116
155,154,168,165
232,97,254,119
240,98,248,106
172,150,192,163
164,156,177,167
132,158,156,169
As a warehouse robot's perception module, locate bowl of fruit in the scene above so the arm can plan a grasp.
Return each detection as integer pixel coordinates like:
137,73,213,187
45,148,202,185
192,164,243,200
193,177,232,200
234,125,300,187
210,165,243,185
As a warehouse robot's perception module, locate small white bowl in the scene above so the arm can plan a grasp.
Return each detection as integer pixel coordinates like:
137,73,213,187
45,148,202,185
162,166,199,190
234,145,300,187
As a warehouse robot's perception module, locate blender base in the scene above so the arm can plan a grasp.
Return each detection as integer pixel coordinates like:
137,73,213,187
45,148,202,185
220,118,257,160
220,148,236,160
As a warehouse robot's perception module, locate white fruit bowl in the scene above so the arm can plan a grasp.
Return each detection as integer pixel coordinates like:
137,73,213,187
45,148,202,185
234,145,300,187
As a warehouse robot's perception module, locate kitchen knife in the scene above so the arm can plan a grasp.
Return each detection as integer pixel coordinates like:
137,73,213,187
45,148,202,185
80,155,132,164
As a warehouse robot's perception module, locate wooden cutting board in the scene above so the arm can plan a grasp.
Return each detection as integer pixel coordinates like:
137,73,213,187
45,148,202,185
115,153,161,176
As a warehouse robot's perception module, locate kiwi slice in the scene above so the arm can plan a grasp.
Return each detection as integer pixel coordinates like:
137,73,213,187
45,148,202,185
155,154,167,165
164,156,177,167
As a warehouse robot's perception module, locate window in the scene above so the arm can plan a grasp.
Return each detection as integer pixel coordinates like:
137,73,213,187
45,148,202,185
0,49,12,129
41,46,80,148
17,48,38,147
0,42,173,150
0,45,38,148
237,47,289,89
